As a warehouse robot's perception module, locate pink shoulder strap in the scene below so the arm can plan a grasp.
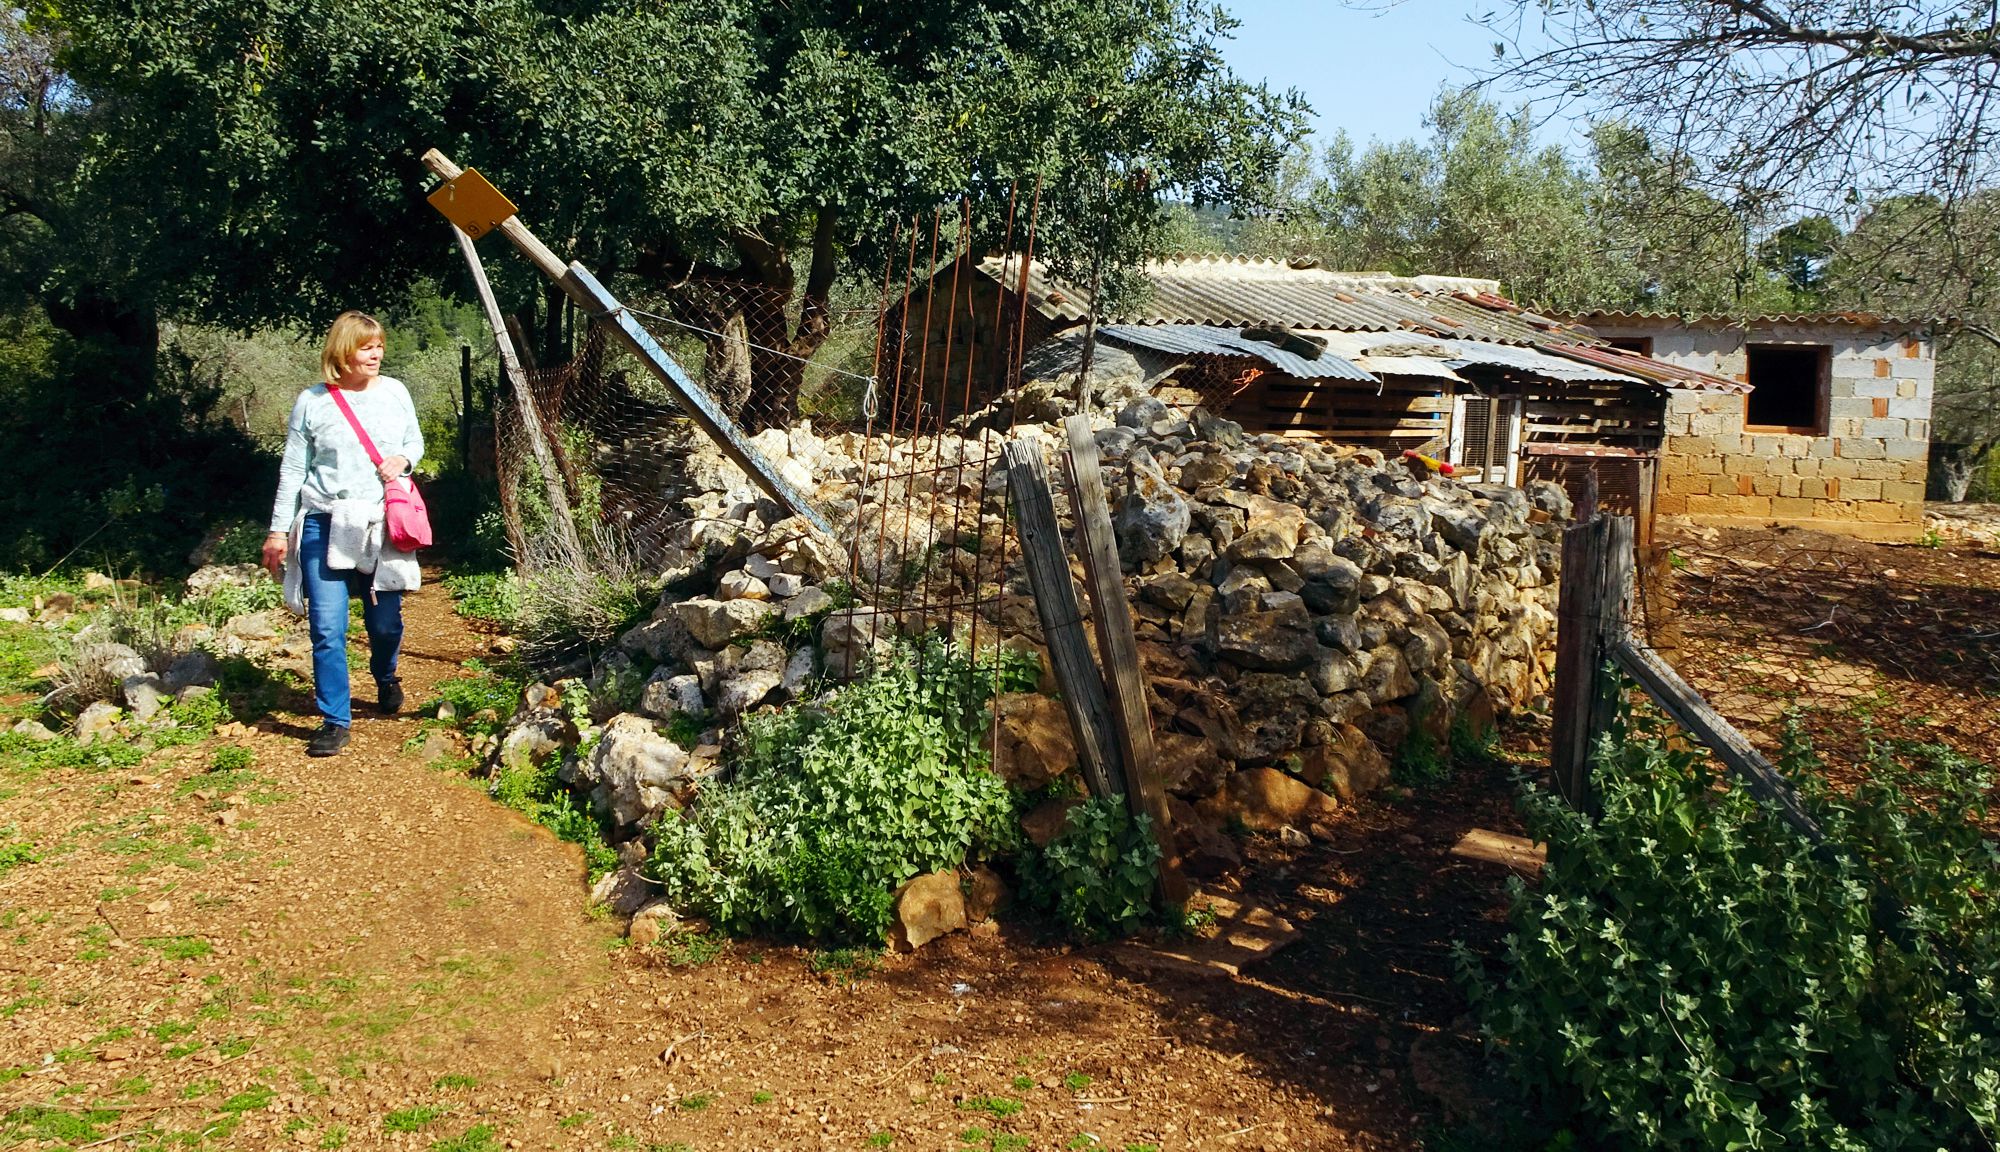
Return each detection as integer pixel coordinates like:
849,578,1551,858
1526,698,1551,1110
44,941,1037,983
325,385,384,467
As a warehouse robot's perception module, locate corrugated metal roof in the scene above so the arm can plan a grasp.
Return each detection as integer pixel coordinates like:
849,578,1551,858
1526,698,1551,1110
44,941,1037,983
1097,324,1375,382
1428,338,1647,384
1540,342,1754,394
1569,308,1934,329
970,255,1748,392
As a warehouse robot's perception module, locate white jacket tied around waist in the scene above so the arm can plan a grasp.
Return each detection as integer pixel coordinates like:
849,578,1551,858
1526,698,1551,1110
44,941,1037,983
281,492,422,615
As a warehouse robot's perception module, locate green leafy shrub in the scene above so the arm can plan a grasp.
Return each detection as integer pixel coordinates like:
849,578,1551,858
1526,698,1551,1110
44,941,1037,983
442,571,520,627
488,749,617,880
209,746,253,773
431,663,525,736
1465,707,2000,1150
1019,796,1161,940
647,642,1019,944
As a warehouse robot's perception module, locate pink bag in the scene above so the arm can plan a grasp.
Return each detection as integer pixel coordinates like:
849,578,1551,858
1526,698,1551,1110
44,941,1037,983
327,385,433,552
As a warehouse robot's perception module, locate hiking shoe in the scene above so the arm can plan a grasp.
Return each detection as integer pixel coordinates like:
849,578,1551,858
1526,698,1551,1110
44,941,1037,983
377,681,404,716
307,723,351,758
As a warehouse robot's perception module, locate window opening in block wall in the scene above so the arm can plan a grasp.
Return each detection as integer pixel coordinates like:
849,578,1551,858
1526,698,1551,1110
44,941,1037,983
1605,336,1653,356
1744,343,1829,432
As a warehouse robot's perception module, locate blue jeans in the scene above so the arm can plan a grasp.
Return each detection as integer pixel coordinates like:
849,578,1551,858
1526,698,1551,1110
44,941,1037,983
298,513,403,728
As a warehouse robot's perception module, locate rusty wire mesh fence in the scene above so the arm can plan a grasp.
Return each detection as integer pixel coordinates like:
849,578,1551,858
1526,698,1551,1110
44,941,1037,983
488,192,1049,694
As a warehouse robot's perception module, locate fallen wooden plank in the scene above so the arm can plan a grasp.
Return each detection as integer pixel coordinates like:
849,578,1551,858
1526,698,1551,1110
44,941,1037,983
1449,828,1546,877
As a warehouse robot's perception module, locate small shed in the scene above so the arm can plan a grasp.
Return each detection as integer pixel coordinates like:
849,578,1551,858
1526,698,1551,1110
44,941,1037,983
894,255,1744,538
1565,311,1937,543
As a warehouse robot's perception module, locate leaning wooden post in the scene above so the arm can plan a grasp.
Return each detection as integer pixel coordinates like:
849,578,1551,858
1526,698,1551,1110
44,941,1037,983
1002,437,1123,802
421,148,832,537
1060,416,1188,906
451,222,585,567
1550,513,1633,810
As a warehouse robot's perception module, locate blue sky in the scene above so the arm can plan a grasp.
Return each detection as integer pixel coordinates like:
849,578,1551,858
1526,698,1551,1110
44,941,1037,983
1216,0,1575,150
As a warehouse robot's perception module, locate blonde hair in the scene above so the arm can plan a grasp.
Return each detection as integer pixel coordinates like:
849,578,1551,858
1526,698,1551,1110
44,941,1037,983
321,310,386,387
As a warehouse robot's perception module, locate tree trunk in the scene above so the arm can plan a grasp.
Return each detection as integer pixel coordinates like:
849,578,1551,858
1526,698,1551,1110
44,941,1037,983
1932,441,1993,502
703,312,753,421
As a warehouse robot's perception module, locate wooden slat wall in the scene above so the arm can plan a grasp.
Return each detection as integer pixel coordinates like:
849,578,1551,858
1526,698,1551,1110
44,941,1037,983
1513,377,1663,451
1218,370,1451,451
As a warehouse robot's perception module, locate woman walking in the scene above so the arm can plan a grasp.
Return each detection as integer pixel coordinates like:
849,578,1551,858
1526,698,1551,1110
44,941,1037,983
261,311,425,757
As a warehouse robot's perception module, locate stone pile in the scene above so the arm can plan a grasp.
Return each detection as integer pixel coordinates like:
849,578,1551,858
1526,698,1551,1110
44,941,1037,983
488,399,1568,930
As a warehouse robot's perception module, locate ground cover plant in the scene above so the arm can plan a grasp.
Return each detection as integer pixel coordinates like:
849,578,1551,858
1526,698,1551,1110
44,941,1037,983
1466,705,2000,1150
1018,796,1163,941
647,641,1031,944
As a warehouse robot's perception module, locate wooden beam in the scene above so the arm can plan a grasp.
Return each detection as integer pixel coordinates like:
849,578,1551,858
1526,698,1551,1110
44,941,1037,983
1611,637,1825,843
422,148,833,537
1002,438,1123,803
1061,416,1189,907
422,149,566,281
1523,443,1655,459
451,222,584,566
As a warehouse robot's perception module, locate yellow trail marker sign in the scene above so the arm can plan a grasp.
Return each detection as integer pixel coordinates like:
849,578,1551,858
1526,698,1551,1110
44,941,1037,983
425,168,518,240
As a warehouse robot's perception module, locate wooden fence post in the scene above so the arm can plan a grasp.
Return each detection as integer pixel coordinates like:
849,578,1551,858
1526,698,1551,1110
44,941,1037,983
1550,513,1633,809
1001,437,1123,802
1060,416,1189,906
452,222,585,567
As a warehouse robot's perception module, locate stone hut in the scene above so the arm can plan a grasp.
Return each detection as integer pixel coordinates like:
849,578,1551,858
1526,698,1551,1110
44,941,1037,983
1570,312,1937,542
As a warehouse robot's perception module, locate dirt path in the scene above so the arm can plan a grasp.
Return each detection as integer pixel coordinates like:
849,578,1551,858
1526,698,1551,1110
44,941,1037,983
2,583,1525,1151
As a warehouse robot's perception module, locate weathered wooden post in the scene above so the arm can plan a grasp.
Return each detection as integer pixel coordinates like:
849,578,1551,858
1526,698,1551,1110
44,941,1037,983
458,343,474,472
1550,512,1633,810
1002,436,1123,802
451,222,585,567
1060,416,1188,906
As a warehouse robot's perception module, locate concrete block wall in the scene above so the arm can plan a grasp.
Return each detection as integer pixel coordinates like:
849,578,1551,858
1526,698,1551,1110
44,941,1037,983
1590,320,1933,543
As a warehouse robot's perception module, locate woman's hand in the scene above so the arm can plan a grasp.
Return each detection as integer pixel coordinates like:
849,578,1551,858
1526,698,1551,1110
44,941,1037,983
261,532,288,577
376,455,409,483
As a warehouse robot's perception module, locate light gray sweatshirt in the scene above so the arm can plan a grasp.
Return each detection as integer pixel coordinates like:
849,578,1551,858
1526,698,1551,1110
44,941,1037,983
268,378,425,534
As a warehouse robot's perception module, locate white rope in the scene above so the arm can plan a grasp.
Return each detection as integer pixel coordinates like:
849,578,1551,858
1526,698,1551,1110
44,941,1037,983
621,303,879,388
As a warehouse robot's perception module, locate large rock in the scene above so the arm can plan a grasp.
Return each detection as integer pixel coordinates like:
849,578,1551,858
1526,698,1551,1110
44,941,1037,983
1225,767,1338,832
588,714,693,828
185,564,268,600
1308,723,1393,801
589,867,659,916
821,608,895,680
713,640,786,719
993,693,1077,789
1169,796,1242,879
498,713,571,775
1214,601,1317,672
75,700,122,745
163,650,219,693
1157,730,1228,799
1221,673,1321,763
892,871,967,950
671,597,776,650
120,674,170,722
638,670,704,722
1115,448,1190,565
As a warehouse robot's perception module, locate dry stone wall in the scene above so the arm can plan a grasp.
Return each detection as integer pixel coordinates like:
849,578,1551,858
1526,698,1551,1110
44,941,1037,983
486,403,1568,873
